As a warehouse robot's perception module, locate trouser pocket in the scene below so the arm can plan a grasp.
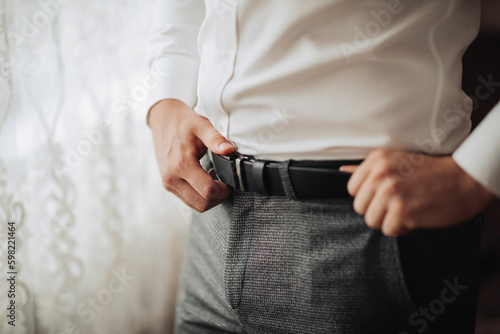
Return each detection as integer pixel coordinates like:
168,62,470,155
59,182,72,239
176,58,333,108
224,195,422,333
223,193,483,334
396,214,484,334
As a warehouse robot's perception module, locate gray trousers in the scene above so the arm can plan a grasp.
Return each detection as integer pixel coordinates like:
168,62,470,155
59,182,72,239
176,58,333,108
174,175,483,334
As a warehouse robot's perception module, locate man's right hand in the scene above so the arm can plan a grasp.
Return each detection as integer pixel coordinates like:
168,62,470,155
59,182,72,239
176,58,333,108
148,99,235,212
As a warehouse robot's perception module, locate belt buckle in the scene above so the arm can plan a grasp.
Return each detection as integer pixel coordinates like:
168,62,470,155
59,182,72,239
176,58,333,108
207,151,251,191
234,156,246,191
230,152,252,191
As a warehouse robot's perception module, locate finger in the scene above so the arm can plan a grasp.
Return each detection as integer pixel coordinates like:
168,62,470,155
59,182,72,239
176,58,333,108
363,181,391,230
346,161,372,196
194,118,235,155
339,165,359,173
169,186,226,212
380,210,411,237
169,187,202,212
171,179,227,212
180,159,232,199
212,180,232,198
352,175,378,215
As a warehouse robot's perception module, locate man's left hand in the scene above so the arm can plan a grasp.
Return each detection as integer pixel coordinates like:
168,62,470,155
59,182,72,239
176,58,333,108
340,149,495,236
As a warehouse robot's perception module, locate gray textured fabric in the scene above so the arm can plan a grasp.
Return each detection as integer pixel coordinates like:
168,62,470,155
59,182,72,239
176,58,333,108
175,156,483,334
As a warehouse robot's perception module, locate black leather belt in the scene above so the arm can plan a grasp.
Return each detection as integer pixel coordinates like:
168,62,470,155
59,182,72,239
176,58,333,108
207,151,363,200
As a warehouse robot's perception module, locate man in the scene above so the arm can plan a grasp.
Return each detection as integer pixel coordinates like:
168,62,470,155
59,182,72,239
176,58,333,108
147,1,499,333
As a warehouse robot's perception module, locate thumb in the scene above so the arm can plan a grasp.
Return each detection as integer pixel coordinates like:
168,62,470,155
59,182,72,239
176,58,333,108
197,122,235,155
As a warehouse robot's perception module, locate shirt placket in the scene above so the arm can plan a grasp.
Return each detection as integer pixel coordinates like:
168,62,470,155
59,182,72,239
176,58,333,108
212,0,239,139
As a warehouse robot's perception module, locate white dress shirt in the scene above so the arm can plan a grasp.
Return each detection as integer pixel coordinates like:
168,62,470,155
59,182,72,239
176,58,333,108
147,0,500,198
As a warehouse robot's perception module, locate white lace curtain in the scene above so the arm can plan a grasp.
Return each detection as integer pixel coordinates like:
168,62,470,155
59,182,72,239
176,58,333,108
0,1,190,333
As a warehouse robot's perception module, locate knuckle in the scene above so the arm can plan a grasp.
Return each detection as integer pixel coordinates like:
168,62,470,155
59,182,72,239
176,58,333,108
389,176,404,190
162,180,176,192
380,177,399,197
162,182,175,193
185,147,200,159
403,219,417,231
373,160,391,177
369,148,389,161
161,172,176,188
195,200,211,213
401,213,418,230
390,197,406,219
203,184,219,199
170,158,185,173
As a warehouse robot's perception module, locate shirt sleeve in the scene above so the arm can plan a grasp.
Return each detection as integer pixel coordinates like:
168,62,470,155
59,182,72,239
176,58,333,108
453,105,500,198
146,0,205,120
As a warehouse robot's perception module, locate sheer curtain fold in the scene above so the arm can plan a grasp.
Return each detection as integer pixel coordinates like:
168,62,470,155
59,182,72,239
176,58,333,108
0,1,189,333
0,0,12,128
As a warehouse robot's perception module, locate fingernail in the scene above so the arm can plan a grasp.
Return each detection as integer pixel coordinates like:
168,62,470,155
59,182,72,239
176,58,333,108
219,142,234,151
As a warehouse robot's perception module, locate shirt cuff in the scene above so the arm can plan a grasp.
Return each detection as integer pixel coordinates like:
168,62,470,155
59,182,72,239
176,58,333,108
146,55,199,123
453,106,500,198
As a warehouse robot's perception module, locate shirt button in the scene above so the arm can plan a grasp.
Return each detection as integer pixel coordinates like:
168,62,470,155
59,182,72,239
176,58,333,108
220,50,228,62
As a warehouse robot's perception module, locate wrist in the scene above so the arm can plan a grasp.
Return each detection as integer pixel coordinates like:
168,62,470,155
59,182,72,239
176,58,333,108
147,99,188,128
453,157,496,213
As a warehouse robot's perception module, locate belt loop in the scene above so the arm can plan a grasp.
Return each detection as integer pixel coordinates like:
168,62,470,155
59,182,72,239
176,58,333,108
251,160,268,195
278,160,297,200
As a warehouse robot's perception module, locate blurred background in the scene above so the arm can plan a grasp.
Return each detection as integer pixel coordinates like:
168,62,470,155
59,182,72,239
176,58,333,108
0,0,498,333
463,1,500,332
0,1,191,333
